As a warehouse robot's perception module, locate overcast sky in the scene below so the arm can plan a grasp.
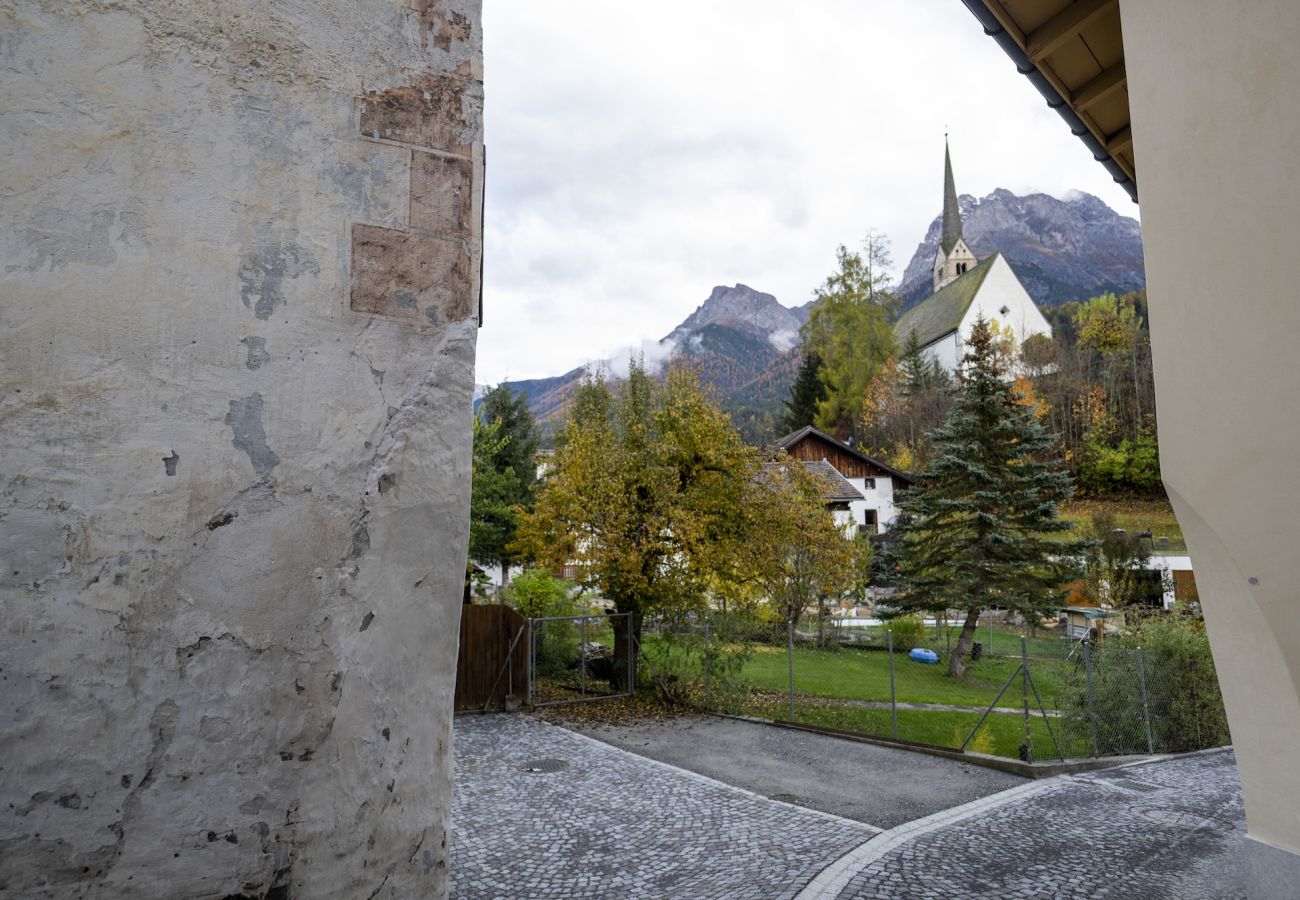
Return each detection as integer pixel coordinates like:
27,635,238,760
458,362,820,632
478,1,1137,384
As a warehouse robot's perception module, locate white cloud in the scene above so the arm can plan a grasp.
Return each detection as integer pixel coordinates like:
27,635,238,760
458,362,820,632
477,0,1138,384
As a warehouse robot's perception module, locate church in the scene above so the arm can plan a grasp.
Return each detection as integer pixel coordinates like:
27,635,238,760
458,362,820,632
894,142,1052,372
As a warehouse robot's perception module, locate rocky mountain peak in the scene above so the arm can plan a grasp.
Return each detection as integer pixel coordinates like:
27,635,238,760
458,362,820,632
664,283,803,351
897,188,1145,309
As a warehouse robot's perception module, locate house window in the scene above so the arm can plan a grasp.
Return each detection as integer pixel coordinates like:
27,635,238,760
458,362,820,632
863,509,878,530
863,478,875,490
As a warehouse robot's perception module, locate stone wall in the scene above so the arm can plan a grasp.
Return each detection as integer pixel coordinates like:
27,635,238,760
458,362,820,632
0,2,482,897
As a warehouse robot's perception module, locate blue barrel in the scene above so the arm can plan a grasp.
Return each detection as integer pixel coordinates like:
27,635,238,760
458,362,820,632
909,648,940,664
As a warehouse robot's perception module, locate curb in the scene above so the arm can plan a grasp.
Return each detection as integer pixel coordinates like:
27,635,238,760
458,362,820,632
793,775,1069,899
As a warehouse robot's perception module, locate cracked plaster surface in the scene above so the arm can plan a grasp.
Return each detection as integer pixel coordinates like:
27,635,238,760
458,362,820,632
0,1,483,897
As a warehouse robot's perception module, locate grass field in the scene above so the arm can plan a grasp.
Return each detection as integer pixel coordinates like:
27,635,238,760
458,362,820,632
736,639,1069,710
787,702,1081,760
1059,497,1185,552
640,627,1086,760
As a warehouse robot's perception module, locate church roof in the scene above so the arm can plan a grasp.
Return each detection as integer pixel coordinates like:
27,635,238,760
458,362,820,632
894,252,1000,349
940,140,963,254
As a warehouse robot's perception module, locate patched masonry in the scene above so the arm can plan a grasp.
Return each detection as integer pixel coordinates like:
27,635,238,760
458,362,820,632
0,1,483,898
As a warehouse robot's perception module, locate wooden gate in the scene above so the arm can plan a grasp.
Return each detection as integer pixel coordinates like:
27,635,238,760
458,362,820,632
454,604,530,711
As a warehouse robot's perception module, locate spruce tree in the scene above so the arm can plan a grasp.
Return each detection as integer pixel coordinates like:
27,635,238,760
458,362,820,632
890,318,1082,677
471,384,541,585
782,349,827,433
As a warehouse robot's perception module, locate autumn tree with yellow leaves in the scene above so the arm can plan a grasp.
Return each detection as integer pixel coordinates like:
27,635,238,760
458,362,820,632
514,360,861,686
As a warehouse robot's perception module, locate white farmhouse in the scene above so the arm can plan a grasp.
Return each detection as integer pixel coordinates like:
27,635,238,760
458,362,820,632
775,426,914,535
895,142,1053,373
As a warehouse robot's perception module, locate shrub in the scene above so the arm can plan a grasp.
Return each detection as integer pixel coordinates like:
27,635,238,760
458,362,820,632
887,615,927,653
502,569,575,619
1061,609,1230,756
503,570,579,677
639,621,756,710
1117,610,1230,752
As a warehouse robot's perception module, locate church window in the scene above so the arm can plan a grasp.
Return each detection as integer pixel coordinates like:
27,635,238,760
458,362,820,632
999,305,1010,315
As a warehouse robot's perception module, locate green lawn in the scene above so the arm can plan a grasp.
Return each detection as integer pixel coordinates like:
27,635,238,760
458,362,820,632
656,630,1074,709
1059,498,1185,553
640,628,1089,760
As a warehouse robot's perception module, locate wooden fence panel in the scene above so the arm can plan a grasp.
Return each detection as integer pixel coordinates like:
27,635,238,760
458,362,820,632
455,604,529,711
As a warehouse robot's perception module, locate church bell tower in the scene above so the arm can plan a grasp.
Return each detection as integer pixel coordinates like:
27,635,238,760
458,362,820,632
933,138,978,292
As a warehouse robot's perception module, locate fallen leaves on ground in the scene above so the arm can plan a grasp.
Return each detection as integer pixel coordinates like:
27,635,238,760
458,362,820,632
530,689,702,729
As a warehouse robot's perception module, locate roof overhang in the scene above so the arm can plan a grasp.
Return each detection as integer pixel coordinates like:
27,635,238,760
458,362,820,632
960,0,1136,203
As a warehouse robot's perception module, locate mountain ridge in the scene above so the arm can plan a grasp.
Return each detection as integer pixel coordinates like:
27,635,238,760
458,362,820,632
481,187,1146,444
897,188,1144,308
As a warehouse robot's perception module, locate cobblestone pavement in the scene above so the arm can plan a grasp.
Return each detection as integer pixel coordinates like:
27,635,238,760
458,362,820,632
813,749,1245,900
450,714,876,900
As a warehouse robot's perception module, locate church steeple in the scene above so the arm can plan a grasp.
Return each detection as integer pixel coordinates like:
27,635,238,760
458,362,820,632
932,136,977,293
941,137,962,254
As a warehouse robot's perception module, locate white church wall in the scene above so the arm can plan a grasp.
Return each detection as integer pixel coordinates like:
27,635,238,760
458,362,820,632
959,255,1052,359
921,331,963,373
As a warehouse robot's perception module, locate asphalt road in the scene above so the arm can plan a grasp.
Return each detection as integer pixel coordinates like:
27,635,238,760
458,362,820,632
571,715,1026,829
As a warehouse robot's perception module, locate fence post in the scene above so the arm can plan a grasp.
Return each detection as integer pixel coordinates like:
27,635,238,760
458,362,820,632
529,619,536,707
626,614,634,696
787,621,795,722
1137,646,1155,754
888,627,898,740
1021,636,1033,760
703,621,712,712
580,616,588,697
1084,640,1099,757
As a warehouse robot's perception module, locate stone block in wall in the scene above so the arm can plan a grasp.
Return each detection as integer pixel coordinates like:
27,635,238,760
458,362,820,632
350,223,473,326
358,73,473,157
409,152,473,235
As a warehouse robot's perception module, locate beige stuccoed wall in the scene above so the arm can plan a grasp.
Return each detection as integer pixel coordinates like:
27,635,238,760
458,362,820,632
0,1,481,897
1120,0,1300,884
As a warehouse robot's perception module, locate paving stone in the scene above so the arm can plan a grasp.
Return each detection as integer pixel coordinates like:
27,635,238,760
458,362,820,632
832,750,1245,900
450,715,873,899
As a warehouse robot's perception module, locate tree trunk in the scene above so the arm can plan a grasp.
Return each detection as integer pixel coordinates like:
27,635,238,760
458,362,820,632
948,608,981,678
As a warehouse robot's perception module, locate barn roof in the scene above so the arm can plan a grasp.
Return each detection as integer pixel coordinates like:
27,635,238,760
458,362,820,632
893,252,1000,350
774,425,915,485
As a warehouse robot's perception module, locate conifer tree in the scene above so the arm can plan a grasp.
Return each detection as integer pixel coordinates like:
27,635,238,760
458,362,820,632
801,233,898,438
782,349,827,433
889,318,1083,677
470,384,541,586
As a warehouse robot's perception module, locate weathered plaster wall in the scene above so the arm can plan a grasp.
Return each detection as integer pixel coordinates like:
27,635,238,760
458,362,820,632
0,2,482,897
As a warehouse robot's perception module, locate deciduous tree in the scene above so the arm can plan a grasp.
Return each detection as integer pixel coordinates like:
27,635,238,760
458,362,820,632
512,362,755,687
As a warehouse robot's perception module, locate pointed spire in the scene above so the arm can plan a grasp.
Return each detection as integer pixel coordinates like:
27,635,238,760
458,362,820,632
941,136,962,254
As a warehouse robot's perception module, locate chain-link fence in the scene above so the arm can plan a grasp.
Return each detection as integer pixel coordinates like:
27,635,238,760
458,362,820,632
637,613,1229,763
529,613,634,707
